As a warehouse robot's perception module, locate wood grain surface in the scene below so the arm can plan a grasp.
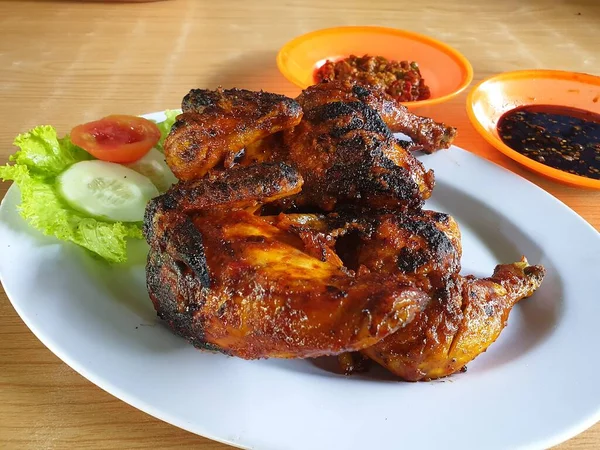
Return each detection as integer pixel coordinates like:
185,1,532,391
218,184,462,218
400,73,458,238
1,0,598,448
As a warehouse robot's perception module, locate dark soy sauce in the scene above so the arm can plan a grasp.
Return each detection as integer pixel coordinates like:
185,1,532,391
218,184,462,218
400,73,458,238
497,105,600,179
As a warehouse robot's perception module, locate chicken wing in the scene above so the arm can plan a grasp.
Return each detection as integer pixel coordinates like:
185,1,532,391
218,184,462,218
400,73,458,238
164,88,303,180
144,163,430,360
297,80,457,153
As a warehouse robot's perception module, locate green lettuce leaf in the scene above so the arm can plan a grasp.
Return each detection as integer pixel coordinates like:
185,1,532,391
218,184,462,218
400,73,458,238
11,125,92,176
154,109,180,152
0,125,143,264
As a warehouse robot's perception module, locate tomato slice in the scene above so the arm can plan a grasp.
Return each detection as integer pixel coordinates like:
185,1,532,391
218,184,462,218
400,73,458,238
71,115,161,163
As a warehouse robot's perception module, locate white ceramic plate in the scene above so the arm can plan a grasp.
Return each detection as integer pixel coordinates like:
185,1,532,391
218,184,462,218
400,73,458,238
1,112,599,450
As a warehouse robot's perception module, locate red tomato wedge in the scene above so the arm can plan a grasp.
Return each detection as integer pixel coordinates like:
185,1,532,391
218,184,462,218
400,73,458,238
71,115,161,163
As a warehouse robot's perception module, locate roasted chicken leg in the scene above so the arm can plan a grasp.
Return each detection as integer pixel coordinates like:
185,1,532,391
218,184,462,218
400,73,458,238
361,260,545,381
271,209,545,380
337,211,545,380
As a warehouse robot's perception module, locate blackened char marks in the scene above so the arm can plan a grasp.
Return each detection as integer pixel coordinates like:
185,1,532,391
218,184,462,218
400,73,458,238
143,198,211,287
147,247,224,353
354,102,394,136
146,248,201,343
327,132,421,206
168,116,185,134
325,162,420,206
400,219,454,256
170,217,211,288
291,100,424,210
306,101,392,137
166,88,303,180
182,89,221,110
191,162,301,209
180,141,202,163
375,166,421,201
396,248,431,273
351,84,371,98
395,216,455,274
182,87,302,118
149,162,302,215
142,197,162,242
429,211,450,225
298,80,457,152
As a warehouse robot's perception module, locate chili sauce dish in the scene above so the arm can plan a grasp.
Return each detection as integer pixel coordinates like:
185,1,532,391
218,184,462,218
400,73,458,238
466,69,600,189
276,26,473,109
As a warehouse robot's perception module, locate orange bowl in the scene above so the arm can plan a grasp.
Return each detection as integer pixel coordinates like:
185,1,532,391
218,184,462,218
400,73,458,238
276,26,473,109
466,70,600,189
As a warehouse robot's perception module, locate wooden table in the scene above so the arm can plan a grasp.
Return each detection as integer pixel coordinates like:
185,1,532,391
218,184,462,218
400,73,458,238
1,0,598,448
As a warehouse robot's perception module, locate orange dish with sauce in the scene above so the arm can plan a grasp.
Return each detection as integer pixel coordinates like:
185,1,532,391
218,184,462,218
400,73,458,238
277,26,473,109
314,54,431,103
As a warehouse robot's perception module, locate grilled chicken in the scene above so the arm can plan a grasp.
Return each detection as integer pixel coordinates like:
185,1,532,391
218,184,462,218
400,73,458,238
274,210,545,380
148,84,546,380
144,163,429,360
296,80,457,153
329,211,544,381
281,100,434,212
362,260,545,380
164,88,303,180
165,85,439,213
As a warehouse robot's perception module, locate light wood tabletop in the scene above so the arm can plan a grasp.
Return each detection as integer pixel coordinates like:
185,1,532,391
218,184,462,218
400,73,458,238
1,0,599,448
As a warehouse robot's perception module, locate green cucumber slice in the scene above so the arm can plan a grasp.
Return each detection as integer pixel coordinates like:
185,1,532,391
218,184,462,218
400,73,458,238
57,160,159,222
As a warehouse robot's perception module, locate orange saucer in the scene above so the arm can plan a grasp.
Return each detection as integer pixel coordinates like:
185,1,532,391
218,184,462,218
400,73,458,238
276,26,473,109
466,70,600,189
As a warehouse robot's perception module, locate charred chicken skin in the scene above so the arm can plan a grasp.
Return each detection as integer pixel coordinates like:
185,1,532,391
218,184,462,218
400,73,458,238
272,210,544,380
165,83,448,212
144,163,430,360
296,80,457,153
361,260,545,381
280,100,434,211
164,88,303,181
147,84,546,380
331,210,544,381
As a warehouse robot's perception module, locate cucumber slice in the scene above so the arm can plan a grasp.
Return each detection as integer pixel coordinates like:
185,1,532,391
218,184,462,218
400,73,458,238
126,148,178,192
57,160,159,222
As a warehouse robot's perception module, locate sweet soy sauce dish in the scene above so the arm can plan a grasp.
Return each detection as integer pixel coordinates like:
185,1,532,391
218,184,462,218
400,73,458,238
467,69,600,189
497,105,600,180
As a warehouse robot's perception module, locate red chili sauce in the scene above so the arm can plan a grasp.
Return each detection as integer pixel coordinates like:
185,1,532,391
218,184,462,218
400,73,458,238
497,105,600,179
314,54,431,102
